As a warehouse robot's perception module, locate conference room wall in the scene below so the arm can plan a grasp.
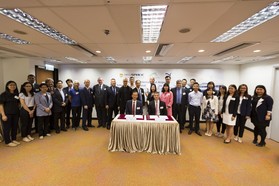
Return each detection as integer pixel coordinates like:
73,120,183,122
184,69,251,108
0,60,3,92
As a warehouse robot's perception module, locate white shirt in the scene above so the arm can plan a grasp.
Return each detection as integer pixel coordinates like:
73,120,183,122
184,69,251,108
155,100,160,115
202,95,218,114
58,88,65,102
188,91,203,106
237,96,244,114
19,92,35,107
132,100,137,115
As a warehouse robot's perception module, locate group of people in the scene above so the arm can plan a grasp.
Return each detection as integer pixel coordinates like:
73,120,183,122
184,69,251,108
0,74,273,148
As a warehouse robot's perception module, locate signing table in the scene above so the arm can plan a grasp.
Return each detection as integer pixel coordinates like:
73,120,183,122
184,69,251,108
108,114,181,155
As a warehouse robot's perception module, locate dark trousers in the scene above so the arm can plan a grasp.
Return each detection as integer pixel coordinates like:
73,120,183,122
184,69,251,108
54,109,66,132
34,110,38,133
234,114,247,137
49,111,54,131
216,114,226,133
82,107,93,127
1,114,19,144
65,103,72,127
189,105,201,132
96,105,107,127
183,105,188,128
72,106,81,128
253,121,267,144
37,116,50,137
20,107,34,138
173,104,186,130
107,105,119,127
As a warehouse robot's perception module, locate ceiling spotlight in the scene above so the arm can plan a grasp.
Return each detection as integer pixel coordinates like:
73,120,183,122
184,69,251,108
253,50,261,53
96,50,101,54
145,50,151,53
198,49,205,53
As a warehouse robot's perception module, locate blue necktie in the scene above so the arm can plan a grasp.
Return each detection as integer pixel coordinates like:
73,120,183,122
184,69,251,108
138,89,142,101
177,89,181,104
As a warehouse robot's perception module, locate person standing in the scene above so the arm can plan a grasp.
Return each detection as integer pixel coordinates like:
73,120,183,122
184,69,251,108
133,80,145,104
69,80,82,130
125,91,143,115
147,83,157,105
0,81,20,147
106,78,119,130
171,80,188,133
80,79,95,131
215,85,227,138
148,92,167,115
93,77,108,128
27,74,40,93
129,77,136,89
19,82,36,142
251,85,273,147
160,83,173,116
188,82,203,136
35,83,53,139
222,84,240,144
63,79,73,129
117,78,132,114
234,84,252,143
52,80,68,133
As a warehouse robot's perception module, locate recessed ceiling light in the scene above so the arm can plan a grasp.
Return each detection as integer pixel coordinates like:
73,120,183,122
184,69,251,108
198,49,205,53
211,2,279,42
253,50,261,53
211,56,238,64
96,50,101,54
145,50,151,53
177,56,194,63
0,32,30,44
143,56,152,63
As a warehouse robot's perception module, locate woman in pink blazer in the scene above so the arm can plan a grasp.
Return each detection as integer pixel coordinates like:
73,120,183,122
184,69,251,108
160,83,173,116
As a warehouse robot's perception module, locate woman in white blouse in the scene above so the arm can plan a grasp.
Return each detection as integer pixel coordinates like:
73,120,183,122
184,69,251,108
202,88,218,136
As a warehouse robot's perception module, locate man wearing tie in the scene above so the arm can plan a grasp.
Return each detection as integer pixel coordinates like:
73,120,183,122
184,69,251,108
117,78,132,114
133,80,145,104
80,79,95,131
125,91,143,115
62,79,73,129
106,78,119,130
69,81,82,130
52,80,67,133
148,92,167,115
171,80,188,133
93,77,108,128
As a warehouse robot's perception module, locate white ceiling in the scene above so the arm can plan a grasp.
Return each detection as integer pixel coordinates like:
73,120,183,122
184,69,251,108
0,0,279,65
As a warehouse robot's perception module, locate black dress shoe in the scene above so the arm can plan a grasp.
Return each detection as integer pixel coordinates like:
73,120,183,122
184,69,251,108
97,125,102,128
82,126,89,131
102,125,106,128
180,130,182,133
188,130,193,135
56,130,60,134
252,139,258,144
195,131,202,136
107,126,111,130
66,126,70,129
185,125,190,128
61,129,67,132
256,142,266,147
87,125,94,128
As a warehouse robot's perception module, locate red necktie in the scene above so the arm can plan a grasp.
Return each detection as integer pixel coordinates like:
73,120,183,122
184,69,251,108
132,101,135,115
156,101,159,115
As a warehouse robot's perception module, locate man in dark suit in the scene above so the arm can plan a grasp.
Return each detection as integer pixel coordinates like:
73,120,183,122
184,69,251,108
80,79,95,131
106,78,119,130
171,80,189,133
118,78,132,114
133,80,145,104
148,92,167,115
93,77,108,128
52,80,67,133
125,91,143,115
62,79,73,129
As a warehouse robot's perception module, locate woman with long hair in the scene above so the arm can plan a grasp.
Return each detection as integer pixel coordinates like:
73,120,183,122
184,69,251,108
215,85,227,138
160,83,173,116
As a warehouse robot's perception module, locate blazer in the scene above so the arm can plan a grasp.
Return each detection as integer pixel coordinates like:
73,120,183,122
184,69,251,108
35,92,53,116
201,96,218,115
251,95,273,125
62,86,72,105
171,87,188,106
133,87,145,104
239,95,252,116
93,84,108,107
222,95,240,117
80,87,94,108
125,100,143,115
117,86,132,108
107,86,120,107
148,100,167,115
52,89,68,112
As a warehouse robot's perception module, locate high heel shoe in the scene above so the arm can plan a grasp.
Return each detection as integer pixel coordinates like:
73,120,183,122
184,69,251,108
224,140,231,144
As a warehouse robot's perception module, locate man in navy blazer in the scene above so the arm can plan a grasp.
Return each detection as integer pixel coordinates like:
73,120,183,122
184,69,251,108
106,78,120,129
148,92,167,115
62,79,73,129
171,80,189,133
80,79,95,131
133,80,145,104
125,91,143,115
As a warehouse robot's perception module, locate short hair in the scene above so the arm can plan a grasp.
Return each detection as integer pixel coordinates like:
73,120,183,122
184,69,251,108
176,80,182,84
39,83,48,87
27,74,35,78
182,79,187,82
129,77,134,80
123,78,128,82
111,78,116,81
165,76,171,79
154,92,160,95
56,80,63,84
190,78,196,82
136,80,141,84
73,80,79,84
193,82,199,86
66,79,73,83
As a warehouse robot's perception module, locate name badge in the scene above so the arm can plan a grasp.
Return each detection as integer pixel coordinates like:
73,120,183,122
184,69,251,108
14,96,19,99
91,92,93,94
231,97,235,100
104,88,106,90
76,92,79,95
183,92,186,95
65,94,68,96
136,107,140,110
160,106,164,109
243,97,248,100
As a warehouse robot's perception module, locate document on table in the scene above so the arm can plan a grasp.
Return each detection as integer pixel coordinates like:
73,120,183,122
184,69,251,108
125,115,143,120
149,115,168,119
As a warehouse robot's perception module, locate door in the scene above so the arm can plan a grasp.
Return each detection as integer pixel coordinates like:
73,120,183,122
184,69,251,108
35,66,58,84
270,68,279,142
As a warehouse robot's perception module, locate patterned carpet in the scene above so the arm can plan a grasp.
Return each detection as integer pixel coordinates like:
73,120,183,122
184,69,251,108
0,121,278,186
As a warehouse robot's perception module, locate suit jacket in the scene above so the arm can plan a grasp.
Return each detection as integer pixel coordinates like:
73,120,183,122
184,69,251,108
117,86,132,108
148,100,167,115
52,88,68,112
33,83,40,93
80,87,94,108
35,92,53,116
125,100,143,115
171,87,188,106
107,86,120,107
239,95,252,116
62,87,72,105
93,84,108,107
133,87,145,104
222,95,240,117
251,95,273,125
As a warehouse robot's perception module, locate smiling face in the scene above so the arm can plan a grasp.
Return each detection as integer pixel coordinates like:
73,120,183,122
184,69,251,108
256,87,265,97
7,82,17,92
132,91,138,100
228,86,236,95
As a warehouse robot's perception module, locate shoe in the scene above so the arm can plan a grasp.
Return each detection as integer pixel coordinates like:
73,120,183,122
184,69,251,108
102,125,106,128
56,130,60,134
215,132,220,137
22,137,31,142
7,142,17,147
66,126,70,129
39,136,44,139
61,129,67,132
205,132,209,136
238,138,243,143
97,125,102,128
87,125,94,128
224,140,231,144
252,139,258,144
27,135,34,141
82,126,89,131
188,130,193,135
208,132,212,137
234,136,238,141
218,133,224,138
12,140,20,145
256,142,266,147
46,134,51,137
185,125,190,128
195,131,202,136
180,130,182,133
107,126,111,130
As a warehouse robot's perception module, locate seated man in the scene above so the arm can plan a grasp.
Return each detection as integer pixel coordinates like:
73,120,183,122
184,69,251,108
125,91,143,115
148,92,167,115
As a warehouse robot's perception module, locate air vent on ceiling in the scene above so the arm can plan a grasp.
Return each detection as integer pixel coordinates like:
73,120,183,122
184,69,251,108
71,44,97,57
155,43,174,56
214,42,259,56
